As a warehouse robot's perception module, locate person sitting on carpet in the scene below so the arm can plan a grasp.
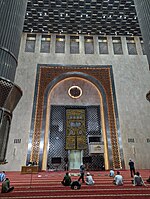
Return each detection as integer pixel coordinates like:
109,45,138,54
71,180,81,189
0,171,6,182
113,171,123,185
109,169,115,177
61,172,71,186
85,172,95,185
1,178,14,193
133,171,145,186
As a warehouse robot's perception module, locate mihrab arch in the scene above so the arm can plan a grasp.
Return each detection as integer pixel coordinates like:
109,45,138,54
27,65,124,170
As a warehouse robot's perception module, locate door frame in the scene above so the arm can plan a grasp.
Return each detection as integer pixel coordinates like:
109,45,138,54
68,150,83,170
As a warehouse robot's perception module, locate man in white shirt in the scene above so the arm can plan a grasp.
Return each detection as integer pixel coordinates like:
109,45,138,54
85,172,95,185
109,169,115,177
113,171,123,185
0,171,6,182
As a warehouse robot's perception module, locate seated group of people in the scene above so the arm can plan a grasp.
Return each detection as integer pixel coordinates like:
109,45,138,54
109,169,148,186
1,168,149,192
62,168,149,189
0,171,14,193
61,171,95,189
61,172,81,189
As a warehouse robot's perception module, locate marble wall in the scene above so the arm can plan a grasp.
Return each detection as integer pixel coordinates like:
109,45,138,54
1,33,150,171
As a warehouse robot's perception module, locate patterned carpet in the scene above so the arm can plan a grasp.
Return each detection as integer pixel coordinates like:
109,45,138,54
0,170,150,199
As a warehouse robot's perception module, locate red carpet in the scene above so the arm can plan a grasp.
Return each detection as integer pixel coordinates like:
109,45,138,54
0,170,150,199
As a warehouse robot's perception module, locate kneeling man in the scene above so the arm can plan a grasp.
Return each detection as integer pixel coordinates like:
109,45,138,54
113,171,123,185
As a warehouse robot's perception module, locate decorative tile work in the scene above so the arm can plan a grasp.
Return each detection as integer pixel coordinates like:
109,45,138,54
66,109,86,150
28,65,123,169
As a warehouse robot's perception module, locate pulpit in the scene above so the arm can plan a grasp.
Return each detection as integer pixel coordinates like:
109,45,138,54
21,166,39,174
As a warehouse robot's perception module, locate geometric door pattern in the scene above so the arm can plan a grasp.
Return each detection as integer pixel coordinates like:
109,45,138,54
47,105,104,170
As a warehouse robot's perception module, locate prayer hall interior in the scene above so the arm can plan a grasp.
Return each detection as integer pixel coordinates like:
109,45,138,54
0,0,150,173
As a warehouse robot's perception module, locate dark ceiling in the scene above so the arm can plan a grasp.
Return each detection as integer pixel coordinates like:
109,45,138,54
23,0,141,36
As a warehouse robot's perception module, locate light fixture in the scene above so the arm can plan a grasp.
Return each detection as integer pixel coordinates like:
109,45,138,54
68,86,82,99
146,91,150,102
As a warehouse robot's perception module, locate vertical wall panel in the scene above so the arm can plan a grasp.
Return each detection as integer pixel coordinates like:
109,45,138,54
134,0,150,66
0,0,27,81
0,0,25,162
